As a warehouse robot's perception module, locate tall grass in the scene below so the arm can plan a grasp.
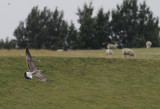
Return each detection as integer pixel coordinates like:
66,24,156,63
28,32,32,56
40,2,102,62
1,47,160,59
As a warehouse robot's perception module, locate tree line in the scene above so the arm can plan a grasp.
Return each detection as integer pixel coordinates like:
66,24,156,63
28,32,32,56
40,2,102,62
1,0,160,49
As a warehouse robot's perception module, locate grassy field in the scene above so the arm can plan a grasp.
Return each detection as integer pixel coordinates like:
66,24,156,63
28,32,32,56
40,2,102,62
1,47,160,59
0,48,160,109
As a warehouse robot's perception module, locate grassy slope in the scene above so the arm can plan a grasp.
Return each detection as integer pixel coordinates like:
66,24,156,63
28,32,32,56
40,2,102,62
0,54,160,109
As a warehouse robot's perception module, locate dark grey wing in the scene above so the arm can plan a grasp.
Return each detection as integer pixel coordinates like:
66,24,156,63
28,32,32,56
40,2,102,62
34,73,49,82
26,48,36,72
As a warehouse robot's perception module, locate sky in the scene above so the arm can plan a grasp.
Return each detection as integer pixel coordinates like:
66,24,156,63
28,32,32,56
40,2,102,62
0,0,160,40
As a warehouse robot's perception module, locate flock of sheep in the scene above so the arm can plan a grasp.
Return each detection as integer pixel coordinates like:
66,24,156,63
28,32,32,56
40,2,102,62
106,41,152,58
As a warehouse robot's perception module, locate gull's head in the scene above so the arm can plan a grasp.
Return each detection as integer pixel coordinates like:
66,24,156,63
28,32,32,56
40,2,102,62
24,72,32,79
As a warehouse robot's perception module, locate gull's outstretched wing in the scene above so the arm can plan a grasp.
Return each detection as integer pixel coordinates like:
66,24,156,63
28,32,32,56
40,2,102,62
26,48,36,72
34,72,49,82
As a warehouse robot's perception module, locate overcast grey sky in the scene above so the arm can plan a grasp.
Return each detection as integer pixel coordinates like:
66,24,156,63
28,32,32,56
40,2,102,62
0,0,160,39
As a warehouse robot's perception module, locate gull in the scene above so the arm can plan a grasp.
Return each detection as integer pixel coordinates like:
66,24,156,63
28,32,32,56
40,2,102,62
24,48,49,81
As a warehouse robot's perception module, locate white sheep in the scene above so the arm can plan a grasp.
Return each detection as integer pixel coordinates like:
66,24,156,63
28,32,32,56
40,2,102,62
106,49,113,57
57,49,64,52
107,44,117,49
146,41,152,48
122,48,136,58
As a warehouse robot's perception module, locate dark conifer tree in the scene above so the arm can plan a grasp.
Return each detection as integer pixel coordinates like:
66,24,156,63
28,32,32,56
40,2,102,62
111,0,160,48
77,2,95,49
66,22,78,49
94,8,111,49
14,6,69,49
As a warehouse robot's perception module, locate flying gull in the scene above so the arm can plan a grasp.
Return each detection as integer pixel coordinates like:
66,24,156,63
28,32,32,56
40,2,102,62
24,48,49,81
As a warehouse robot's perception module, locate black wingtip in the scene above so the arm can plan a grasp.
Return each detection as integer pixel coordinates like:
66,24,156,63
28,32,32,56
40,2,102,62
26,47,29,53
26,47,28,50
46,79,51,82
43,78,50,82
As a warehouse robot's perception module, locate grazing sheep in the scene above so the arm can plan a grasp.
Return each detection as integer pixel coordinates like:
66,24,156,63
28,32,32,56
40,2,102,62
106,49,113,57
107,44,117,49
57,49,64,52
122,48,136,58
146,41,152,48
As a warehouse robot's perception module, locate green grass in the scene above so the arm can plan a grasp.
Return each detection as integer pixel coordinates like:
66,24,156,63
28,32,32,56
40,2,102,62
0,48,160,109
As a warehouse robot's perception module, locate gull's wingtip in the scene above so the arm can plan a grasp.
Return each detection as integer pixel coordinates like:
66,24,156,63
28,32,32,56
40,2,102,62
26,47,29,53
45,79,51,82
